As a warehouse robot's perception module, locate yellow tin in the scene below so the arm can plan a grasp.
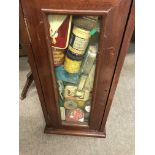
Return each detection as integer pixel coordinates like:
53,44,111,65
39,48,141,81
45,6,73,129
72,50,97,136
64,55,82,73
76,100,85,108
64,49,83,74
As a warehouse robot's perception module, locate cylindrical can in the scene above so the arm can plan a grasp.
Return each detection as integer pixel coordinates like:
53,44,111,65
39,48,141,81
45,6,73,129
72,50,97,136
68,46,85,55
73,16,99,31
64,100,77,110
69,26,90,53
77,74,88,91
64,50,83,73
81,45,97,75
66,108,84,122
76,100,85,108
60,107,65,120
52,48,65,66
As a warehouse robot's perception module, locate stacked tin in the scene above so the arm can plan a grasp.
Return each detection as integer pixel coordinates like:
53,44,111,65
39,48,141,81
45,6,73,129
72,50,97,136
64,25,91,74
49,15,100,123
62,16,99,122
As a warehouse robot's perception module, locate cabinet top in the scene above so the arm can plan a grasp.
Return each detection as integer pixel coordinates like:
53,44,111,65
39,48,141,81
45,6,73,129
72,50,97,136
27,0,121,11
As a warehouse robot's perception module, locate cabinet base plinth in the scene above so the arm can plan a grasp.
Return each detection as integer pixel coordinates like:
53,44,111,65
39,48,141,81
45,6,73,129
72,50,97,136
44,126,106,138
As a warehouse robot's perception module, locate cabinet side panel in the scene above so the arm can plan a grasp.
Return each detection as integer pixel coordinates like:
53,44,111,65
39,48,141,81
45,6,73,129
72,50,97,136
20,1,53,126
26,45,53,126
21,0,61,128
100,0,135,131
89,0,132,130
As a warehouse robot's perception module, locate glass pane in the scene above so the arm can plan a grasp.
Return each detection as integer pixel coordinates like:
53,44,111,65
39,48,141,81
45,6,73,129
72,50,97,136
48,15,101,124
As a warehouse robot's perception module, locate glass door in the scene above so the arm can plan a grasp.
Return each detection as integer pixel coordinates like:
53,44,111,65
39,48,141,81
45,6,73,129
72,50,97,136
47,14,101,124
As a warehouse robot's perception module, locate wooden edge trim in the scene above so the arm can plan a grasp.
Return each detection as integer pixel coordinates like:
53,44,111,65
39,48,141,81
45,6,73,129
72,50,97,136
44,125,106,138
41,8,111,15
100,0,135,131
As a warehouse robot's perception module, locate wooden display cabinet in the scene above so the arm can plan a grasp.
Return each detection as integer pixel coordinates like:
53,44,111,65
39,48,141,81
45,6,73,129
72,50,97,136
20,0,135,138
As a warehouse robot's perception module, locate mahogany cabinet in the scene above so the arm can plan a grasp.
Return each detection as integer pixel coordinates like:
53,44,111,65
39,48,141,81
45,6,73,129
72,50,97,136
20,0,135,138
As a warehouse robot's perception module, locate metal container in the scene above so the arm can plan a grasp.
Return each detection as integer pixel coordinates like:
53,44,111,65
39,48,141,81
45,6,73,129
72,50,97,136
69,26,90,53
64,85,90,101
64,100,77,110
68,45,85,55
77,74,87,91
73,16,100,32
84,64,96,92
64,50,83,74
60,107,65,120
81,45,97,75
66,108,84,122
52,48,65,66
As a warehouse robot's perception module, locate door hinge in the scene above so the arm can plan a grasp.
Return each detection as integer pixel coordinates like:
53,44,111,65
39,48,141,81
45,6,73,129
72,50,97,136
24,17,32,43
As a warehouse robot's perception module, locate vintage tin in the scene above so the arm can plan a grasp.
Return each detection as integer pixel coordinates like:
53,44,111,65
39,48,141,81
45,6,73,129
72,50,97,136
60,107,65,120
57,80,64,107
68,45,85,55
64,50,83,74
64,91,85,109
84,64,96,92
69,26,90,52
76,90,90,101
65,108,84,122
55,66,79,84
77,74,88,91
65,99,85,109
81,45,97,75
76,100,85,108
48,15,72,49
73,16,100,32
64,85,90,101
64,56,82,73
52,48,65,66
64,85,77,98
64,100,77,110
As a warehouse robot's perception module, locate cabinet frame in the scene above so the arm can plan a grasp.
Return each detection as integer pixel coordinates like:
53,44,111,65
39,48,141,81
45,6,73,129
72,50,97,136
20,0,134,137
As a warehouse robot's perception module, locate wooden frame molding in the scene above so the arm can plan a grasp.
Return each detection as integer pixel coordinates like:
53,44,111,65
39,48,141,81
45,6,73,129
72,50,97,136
100,0,135,131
